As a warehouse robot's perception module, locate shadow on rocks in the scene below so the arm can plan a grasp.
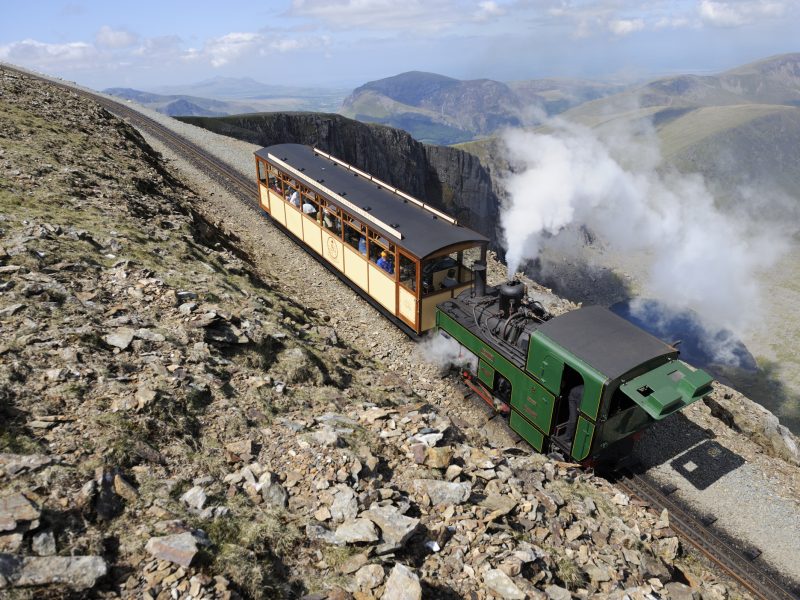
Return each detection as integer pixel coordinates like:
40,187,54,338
419,580,464,599
720,359,800,436
524,254,634,308
628,414,746,491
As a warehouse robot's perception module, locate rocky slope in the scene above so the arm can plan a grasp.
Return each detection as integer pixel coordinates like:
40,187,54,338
0,67,772,599
178,112,500,242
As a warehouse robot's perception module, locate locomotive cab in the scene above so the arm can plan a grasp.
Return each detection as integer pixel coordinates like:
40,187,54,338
528,306,713,459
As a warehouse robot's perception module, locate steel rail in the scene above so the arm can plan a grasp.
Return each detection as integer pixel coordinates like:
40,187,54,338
614,469,799,600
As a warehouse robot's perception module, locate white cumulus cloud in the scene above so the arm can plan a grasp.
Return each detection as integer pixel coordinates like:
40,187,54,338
608,18,645,35
267,36,331,53
699,0,788,27
203,32,262,67
474,0,506,22
95,25,138,49
185,31,330,67
0,39,98,69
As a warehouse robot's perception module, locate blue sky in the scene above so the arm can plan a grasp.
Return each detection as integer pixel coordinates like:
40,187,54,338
2,0,798,90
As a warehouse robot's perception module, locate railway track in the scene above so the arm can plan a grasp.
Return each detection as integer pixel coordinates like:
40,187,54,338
3,65,423,336
612,468,799,600
8,64,799,600
459,378,800,600
94,97,259,207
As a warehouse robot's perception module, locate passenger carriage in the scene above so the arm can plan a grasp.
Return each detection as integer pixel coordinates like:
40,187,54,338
254,144,489,334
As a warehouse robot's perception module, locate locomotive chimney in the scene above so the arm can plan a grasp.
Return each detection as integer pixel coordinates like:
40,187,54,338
499,280,525,316
473,260,487,297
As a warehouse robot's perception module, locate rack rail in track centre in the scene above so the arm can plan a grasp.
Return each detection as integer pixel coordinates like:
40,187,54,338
614,468,799,600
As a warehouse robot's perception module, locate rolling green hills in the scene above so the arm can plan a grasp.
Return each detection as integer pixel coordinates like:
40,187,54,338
456,54,800,205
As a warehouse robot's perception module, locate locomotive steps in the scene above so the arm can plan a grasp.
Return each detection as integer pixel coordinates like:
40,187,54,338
1,64,799,599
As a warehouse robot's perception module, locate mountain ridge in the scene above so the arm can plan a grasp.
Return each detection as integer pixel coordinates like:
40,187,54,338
104,79,349,116
340,70,623,144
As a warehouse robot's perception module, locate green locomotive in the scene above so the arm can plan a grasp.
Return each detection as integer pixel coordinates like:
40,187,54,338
435,276,713,463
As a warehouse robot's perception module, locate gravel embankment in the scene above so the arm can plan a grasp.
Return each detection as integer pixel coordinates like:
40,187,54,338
53,82,800,588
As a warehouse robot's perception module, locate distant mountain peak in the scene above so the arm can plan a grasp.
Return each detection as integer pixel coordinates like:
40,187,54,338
721,52,800,76
342,71,625,143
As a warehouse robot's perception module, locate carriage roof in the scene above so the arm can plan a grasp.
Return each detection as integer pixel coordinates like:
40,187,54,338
255,143,489,259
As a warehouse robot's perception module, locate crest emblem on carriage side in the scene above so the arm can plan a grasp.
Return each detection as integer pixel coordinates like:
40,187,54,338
327,237,338,260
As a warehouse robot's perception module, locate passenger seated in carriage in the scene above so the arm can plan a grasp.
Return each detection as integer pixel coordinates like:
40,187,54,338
302,199,317,216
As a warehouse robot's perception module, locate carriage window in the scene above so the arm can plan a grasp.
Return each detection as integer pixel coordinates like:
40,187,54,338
421,251,474,295
320,201,341,235
285,183,300,209
257,160,267,183
301,191,318,218
368,232,395,275
463,246,482,270
422,254,458,295
399,254,417,291
343,217,367,255
268,165,282,194
269,175,281,193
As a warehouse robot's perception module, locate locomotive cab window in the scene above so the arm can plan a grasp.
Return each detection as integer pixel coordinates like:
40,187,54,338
608,387,636,417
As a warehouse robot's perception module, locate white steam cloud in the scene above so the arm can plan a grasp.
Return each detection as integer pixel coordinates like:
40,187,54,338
419,333,478,375
499,117,789,335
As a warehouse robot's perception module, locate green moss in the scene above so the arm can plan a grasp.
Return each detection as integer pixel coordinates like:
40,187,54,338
555,554,586,588
0,430,42,454
202,503,303,599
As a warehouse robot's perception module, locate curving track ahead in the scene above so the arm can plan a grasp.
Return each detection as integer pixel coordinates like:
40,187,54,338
8,64,799,600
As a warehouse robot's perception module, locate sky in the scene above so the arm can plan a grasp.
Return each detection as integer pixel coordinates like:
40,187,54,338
1,0,798,91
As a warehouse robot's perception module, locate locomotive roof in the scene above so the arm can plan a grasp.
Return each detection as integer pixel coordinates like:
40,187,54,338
255,143,489,259
536,306,677,380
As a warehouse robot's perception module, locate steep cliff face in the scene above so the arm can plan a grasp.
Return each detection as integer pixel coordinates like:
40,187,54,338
424,144,499,239
180,112,500,243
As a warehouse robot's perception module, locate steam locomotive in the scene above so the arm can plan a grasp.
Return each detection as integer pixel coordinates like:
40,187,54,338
435,270,713,463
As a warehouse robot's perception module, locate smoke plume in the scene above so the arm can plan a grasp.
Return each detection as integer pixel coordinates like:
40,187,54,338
419,333,478,375
499,116,789,335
